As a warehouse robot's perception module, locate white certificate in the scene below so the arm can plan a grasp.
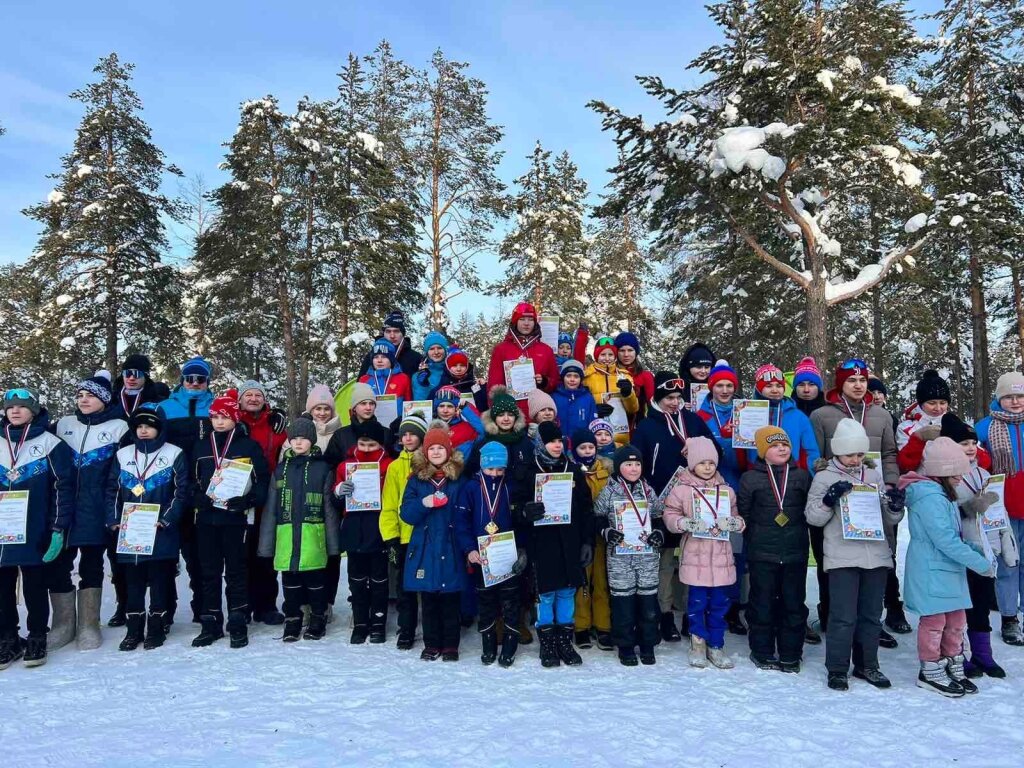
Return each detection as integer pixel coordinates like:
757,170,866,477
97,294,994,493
613,499,653,555
504,358,537,400
840,484,886,541
534,472,573,525
690,383,710,413
375,394,398,428
207,459,254,511
657,466,689,504
732,399,770,449
605,392,630,435
539,316,560,353
345,462,382,511
690,486,731,542
403,400,433,424
982,474,1009,532
116,503,160,555
479,531,518,587
0,491,29,544
459,392,476,409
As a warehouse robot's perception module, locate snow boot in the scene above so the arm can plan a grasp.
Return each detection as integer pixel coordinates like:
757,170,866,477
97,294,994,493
575,630,593,649
191,613,224,647
595,631,614,651
538,625,560,667
350,624,369,644
480,625,498,665
368,618,386,644
828,671,849,691
725,603,747,635
227,610,248,649
689,636,708,668
1001,615,1024,646
853,666,891,688
618,647,638,667
967,630,1005,678
660,611,681,643
48,590,76,650
556,624,583,666
707,645,734,669
76,588,103,650
23,634,46,667
282,617,302,643
107,606,127,628
420,647,441,661
804,622,822,645
779,659,801,674
442,648,460,662
256,609,285,625
917,660,964,697
638,646,656,665
749,652,781,671
0,633,24,670
304,613,326,641
498,626,520,668
885,603,912,634
119,613,145,651
946,654,978,694
878,628,898,649
396,630,415,650
144,613,166,650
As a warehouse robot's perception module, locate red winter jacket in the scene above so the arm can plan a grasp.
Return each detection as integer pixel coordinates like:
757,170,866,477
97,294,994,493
239,405,288,474
487,329,560,418
898,432,992,475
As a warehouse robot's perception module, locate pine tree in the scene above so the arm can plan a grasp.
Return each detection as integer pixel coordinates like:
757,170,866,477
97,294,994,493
587,213,658,343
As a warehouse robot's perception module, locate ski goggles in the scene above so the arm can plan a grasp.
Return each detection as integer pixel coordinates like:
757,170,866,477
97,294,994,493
840,358,869,370
122,369,146,379
182,375,208,385
3,388,34,401
757,369,785,383
658,378,686,392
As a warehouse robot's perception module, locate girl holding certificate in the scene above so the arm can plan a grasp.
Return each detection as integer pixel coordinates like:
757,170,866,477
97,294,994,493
572,428,614,651
805,419,905,691
582,336,638,447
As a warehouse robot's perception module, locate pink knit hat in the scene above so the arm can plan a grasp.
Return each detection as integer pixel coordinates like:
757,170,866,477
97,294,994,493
921,436,970,478
305,383,335,416
686,436,719,469
528,388,557,421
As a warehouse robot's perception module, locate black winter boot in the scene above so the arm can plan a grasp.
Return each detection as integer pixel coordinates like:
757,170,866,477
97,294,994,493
639,645,656,665
618,646,638,666
538,625,560,667
480,626,498,665
107,606,127,628
555,624,583,666
0,633,24,670
885,602,912,634
498,626,520,668
283,617,302,642
575,630,593,649
396,631,415,650
227,611,248,649
144,613,166,650
23,634,47,667
1001,615,1024,646
660,611,681,642
119,613,145,651
304,613,326,641
726,602,747,635
191,614,224,647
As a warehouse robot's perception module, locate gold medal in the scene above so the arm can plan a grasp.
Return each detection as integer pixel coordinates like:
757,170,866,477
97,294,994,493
485,521,499,535
774,512,789,527
132,484,145,497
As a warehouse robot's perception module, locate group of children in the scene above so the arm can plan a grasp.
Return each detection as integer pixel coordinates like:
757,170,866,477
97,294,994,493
0,304,1021,697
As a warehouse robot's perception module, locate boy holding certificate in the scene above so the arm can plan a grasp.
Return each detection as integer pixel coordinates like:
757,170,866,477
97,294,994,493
334,421,393,644
805,419,905,691
360,339,413,429
594,445,664,666
455,442,527,666
663,437,744,669
191,396,270,649
106,405,190,651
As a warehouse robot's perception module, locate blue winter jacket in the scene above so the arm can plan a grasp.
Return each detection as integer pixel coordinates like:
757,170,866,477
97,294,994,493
551,385,598,448
400,466,467,593
157,386,214,458
904,478,991,616
55,408,129,546
106,432,190,563
0,410,75,567
745,395,820,472
976,399,1024,471
697,398,746,490
454,473,520,556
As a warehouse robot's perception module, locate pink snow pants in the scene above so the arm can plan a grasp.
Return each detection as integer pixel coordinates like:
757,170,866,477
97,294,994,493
916,610,966,662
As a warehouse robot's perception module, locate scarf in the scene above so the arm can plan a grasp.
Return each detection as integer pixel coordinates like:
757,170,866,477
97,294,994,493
576,452,597,468
989,409,1024,476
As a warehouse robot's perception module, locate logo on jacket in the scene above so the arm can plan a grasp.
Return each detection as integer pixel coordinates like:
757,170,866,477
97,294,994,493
30,445,43,457
99,431,112,443
156,456,169,468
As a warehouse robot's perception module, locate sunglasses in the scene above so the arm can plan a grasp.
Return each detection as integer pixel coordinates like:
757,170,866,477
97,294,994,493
183,375,208,385
659,378,686,391
123,369,146,379
841,358,869,370
4,388,33,401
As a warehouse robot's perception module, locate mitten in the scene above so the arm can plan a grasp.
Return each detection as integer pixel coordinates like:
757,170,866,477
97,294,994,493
915,425,942,443
42,531,64,563
885,487,906,514
384,537,401,566
645,529,665,550
719,516,742,532
595,403,614,418
523,501,546,522
511,551,528,575
822,480,854,508
962,491,998,518
603,528,625,546
681,517,708,533
225,495,253,513
423,492,448,509
618,379,633,398
269,408,287,434
335,480,355,498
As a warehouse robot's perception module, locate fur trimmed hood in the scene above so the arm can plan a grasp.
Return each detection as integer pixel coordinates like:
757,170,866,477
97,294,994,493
482,403,527,436
411,447,465,481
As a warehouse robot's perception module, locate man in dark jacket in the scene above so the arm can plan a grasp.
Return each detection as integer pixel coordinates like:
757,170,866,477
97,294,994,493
357,310,424,379
632,371,720,642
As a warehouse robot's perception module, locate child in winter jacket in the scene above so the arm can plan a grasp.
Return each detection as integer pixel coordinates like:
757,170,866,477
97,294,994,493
804,419,904,691
589,418,617,460
359,339,413,428
304,384,341,454
433,385,484,459
0,388,74,669
518,421,594,667
552,360,598,448
572,428,613,651
975,371,1024,645
52,370,129,653
334,420,393,644
615,332,654,426
555,326,589,369
595,445,666,666
663,437,743,669
190,395,270,650
380,413,428,650
583,337,638,447
106,405,190,651
901,437,993,697
792,357,826,418
413,331,450,400
429,346,488,412
738,426,812,672
747,364,819,471
258,418,340,642
324,382,393,467
895,370,950,449
400,423,468,661
678,342,715,409
455,441,527,666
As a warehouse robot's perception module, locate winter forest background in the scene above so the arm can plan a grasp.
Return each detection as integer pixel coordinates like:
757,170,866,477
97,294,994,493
2,0,1023,420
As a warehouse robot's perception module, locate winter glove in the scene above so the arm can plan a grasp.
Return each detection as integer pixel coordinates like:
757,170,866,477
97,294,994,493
645,529,665,550
720,515,744,532
618,379,633,398
602,528,625,546
822,481,854,508
511,551,528,576
915,425,942,443
384,537,401,566
885,488,906,514
580,543,593,568
595,403,615,419
523,501,546,522
962,491,998,518
269,408,287,434
225,495,253,513
42,531,64,563
417,370,430,386
335,480,355,498
680,517,708,533
422,492,448,509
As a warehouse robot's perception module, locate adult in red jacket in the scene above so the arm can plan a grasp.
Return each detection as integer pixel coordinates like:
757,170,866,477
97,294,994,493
487,302,560,420
237,381,288,625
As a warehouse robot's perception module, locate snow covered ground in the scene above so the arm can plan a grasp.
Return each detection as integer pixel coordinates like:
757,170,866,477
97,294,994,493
3,522,1023,768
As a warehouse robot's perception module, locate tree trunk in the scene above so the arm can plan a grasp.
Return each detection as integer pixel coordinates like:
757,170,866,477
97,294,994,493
278,279,298,418
871,290,884,379
429,89,446,332
968,243,991,419
1012,261,1024,368
950,308,967,412
806,278,828,373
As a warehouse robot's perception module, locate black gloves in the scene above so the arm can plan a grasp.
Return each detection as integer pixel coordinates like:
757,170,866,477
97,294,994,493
269,409,287,434
580,543,593,568
618,380,633,398
225,495,253,513
822,480,854,508
524,501,546,522
512,551,528,576
384,537,401,566
885,488,906,514
596,403,614,418
603,528,625,546
646,529,665,550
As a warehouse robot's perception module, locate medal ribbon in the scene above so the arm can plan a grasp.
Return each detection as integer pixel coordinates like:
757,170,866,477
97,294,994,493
210,429,236,472
133,446,161,486
962,467,984,496
120,389,140,416
480,475,505,529
767,463,790,513
832,458,866,485
4,425,29,470
664,412,688,447
372,369,393,398
619,480,649,529
692,485,723,523
841,396,867,426
711,402,732,434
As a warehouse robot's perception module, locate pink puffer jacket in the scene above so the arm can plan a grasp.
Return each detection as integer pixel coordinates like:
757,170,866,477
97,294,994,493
663,468,739,587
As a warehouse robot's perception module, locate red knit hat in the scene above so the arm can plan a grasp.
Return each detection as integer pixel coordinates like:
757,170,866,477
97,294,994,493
423,425,453,457
445,346,469,372
510,302,537,327
594,335,617,359
210,395,241,423
754,364,785,394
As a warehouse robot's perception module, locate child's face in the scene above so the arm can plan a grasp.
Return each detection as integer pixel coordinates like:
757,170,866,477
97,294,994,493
353,400,376,421
837,453,864,468
357,437,382,454
558,342,572,358
689,364,711,382
959,439,978,461
495,412,516,431
712,381,734,404
427,345,446,362
693,460,717,480
211,414,236,432
921,399,949,418
872,391,887,407
597,349,617,365
842,375,868,402
310,404,333,423
535,408,556,423
401,432,422,452
482,466,506,477
372,354,392,370
765,443,791,465
545,439,564,458
77,391,105,414
290,436,313,455
5,406,32,426
760,381,785,400
795,382,819,400
1000,394,1024,414
575,443,596,460
617,346,636,366
136,424,158,440
947,475,963,487
449,362,468,378
436,402,457,421
660,392,682,414
516,316,536,336
594,430,613,447
427,444,448,466
619,460,642,482
563,372,581,389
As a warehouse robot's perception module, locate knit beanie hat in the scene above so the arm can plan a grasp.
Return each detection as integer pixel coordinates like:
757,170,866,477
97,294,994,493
287,417,318,443
682,343,715,371
755,425,791,460
350,382,376,406
914,370,950,404
831,418,870,456
371,339,397,367
708,359,739,389
210,395,241,423
399,413,428,440
614,331,641,353
685,436,718,468
480,441,508,470
77,369,113,405
382,310,406,334
921,436,970,478
433,385,461,411
612,444,643,477
528,389,557,420
940,413,976,444
594,336,617,360
995,371,1024,401
423,331,449,355
792,357,823,389
238,379,266,400
122,353,151,375
489,386,519,418
538,421,563,446
589,418,614,436
354,419,391,448
423,422,453,457
510,302,537,328
560,359,584,379
754,364,785,394
572,428,597,449
653,371,685,403
3,386,40,416
181,356,212,379
445,346,469,372
305,384,335,416
130,403,163,432
833,359,871,393
557,332,573,348
868,377,888,396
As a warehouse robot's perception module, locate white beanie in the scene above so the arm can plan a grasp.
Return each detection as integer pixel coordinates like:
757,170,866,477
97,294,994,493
831,418,870,456
995,371,1024,401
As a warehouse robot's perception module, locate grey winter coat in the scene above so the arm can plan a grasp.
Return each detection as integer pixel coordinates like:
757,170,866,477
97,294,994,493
810,399,899,485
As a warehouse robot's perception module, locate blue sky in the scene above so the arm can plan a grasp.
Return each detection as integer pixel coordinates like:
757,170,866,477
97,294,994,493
0,0,942,320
